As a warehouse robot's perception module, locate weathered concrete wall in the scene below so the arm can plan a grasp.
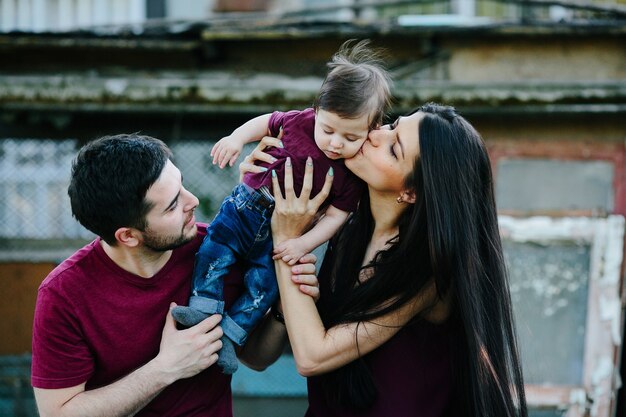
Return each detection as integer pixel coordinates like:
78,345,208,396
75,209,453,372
447,38,626,82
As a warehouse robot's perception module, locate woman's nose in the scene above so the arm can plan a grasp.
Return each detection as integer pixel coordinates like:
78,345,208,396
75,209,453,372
367,126,390,147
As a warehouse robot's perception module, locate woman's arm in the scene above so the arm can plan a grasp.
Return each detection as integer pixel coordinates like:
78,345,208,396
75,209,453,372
237,253,322,371
273,206,349,265
274,258,437,376
271,159,437,376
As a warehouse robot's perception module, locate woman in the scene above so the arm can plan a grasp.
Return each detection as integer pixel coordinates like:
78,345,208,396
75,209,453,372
244,103,527,416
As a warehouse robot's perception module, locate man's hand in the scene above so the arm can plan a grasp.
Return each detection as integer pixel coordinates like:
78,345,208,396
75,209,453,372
238,133,284,181
153,303,224,383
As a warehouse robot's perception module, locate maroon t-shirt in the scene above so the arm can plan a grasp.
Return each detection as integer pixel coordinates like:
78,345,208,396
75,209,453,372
243,108,364,213
305,249,454,416
31,224,244,417
306,321,454,417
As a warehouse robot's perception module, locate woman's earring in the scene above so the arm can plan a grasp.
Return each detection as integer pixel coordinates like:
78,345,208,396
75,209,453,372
396,196,403,204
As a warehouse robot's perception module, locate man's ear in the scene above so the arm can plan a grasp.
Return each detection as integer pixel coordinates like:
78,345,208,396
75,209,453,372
402,189,416,204
114,227,141,248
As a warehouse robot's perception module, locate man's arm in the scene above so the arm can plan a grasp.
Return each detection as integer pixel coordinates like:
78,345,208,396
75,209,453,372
34,307,223,417
237,307,289,371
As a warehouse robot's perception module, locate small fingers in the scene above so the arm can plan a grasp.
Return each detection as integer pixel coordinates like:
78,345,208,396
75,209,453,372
272,248,286,260
218,149,232,169
228,151,240,167
281,254,296,264
211,143,221,164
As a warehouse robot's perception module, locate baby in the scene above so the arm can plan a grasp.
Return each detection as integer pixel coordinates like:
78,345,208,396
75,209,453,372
172,40,392,373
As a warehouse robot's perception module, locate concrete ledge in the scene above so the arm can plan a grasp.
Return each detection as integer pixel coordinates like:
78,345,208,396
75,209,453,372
1,73,624,115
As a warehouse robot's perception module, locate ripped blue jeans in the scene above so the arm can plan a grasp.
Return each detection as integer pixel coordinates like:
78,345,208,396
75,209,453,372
191,183,277,346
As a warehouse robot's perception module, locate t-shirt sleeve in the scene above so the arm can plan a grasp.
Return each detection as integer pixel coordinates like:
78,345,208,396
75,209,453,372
268,111,287,137
31,285,94,389
329,174,365,213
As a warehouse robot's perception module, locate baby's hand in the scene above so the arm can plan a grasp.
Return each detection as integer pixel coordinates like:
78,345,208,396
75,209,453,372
211,136,244,169
273,238,310,265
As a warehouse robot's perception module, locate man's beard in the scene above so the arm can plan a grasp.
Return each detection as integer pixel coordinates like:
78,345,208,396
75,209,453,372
141,228,195,252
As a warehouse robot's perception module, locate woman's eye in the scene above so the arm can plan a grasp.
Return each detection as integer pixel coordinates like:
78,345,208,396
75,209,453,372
389,146,397,158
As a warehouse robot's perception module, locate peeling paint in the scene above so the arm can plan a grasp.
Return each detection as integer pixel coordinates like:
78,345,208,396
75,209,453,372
599,296,622,345
569,388,587,406
590,356,615,417
500,215,625,416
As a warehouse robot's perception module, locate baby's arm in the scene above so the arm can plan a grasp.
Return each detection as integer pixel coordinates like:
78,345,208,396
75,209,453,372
273,205,349,265
211,113,272,168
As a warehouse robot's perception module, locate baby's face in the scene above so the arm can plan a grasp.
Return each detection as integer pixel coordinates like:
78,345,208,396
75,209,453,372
314,109,370,160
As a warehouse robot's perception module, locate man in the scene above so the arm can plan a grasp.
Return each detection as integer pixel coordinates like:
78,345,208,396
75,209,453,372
31,134,287,417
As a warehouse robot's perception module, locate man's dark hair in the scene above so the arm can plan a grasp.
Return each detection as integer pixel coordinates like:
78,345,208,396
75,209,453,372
68,133,172,245
314,39,392,130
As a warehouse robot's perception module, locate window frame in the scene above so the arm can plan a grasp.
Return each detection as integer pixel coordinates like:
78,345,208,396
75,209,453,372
499,215,625,417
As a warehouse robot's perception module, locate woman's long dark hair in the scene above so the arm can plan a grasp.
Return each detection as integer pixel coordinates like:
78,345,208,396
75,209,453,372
316,103,527,416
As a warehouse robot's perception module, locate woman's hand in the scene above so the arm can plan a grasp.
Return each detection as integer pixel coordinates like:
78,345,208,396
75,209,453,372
270,156,333,243
238,133,283,182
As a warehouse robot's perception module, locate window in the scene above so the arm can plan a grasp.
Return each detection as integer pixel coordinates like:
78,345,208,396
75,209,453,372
501,215,624,416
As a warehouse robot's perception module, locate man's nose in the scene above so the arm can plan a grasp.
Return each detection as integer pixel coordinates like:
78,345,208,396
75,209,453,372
183,189,199,210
